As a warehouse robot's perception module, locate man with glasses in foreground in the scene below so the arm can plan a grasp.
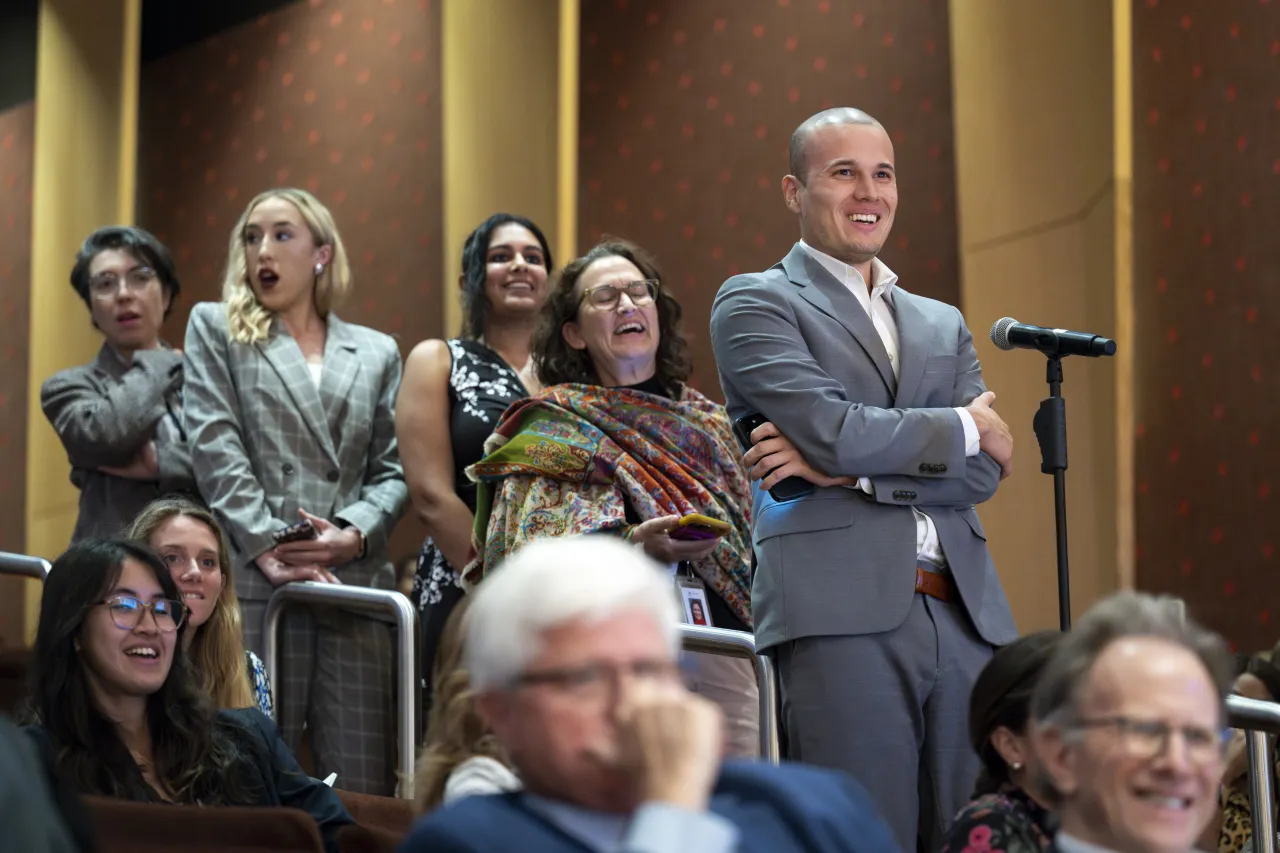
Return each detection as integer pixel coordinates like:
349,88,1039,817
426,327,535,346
42,226,194,543
1032,592,1234,853
401,535,898,853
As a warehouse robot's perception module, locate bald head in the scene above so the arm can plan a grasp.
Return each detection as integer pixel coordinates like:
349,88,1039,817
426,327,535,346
789,108,884,185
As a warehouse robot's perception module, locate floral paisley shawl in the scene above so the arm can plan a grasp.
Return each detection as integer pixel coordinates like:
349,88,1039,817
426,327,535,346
463,383,754,627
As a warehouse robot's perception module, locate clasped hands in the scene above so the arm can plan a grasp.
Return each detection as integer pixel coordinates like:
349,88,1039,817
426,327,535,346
742,391,1014,487
257,509,362,587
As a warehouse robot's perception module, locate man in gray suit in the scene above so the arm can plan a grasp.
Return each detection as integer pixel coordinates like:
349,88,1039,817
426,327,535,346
710,108,1019,852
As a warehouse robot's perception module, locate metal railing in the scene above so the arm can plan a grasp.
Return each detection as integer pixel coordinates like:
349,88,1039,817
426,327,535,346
1228,695,1280,853
678,624,780,764
262,583,420,800
0,552,51,581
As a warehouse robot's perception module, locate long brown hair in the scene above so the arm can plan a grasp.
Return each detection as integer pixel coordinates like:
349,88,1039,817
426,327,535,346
413,596,512,813
531,238,691,392
127,496,256,711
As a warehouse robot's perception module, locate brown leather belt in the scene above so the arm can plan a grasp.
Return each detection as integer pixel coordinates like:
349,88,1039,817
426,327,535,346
915,567,955,603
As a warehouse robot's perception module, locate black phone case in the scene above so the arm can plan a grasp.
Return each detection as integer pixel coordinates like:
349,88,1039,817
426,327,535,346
272,520,318,545
732,413,815,503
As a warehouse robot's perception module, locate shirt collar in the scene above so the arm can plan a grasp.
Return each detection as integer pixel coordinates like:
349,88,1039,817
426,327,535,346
799,240,899,300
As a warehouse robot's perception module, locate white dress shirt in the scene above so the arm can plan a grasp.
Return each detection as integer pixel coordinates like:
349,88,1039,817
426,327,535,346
799,241,981,566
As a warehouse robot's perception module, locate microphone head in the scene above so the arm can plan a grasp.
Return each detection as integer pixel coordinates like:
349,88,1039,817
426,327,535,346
990,317,1018,351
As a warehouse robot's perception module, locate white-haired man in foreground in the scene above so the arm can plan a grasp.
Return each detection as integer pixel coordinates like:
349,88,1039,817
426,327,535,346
400,535,899,853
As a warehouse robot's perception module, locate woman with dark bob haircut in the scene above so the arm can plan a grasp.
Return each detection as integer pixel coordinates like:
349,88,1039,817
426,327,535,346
940,631,1062,853
396,213,553,709
23,538,351,852
461,238,760,756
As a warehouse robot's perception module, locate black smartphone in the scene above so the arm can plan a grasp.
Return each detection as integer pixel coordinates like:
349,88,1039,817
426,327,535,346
272,518,318,545
732,412,815,503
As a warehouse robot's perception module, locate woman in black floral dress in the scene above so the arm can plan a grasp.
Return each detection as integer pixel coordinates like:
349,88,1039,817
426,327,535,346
941,631,1063,853
395,213,552,715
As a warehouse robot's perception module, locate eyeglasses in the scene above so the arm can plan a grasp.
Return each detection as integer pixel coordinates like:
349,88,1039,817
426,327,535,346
514,659,681,701
97,595,187,633
579,279,660,309
88,267,158,300
1071,715,1226,764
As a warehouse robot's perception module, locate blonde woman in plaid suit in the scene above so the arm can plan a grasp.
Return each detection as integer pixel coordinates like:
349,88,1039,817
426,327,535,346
183,188,408,794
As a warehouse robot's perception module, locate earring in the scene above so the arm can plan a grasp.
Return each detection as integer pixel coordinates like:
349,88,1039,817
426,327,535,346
1011,761,1023,771
314,263,324,276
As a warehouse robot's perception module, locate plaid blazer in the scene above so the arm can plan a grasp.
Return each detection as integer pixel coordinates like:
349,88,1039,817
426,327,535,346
41,343,194,543
183,302,408,601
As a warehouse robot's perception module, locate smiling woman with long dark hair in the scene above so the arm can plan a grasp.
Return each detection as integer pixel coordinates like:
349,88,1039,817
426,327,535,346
23,538,350,851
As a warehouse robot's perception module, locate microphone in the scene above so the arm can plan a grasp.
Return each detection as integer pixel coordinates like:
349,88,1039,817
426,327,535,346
989,317,1116,358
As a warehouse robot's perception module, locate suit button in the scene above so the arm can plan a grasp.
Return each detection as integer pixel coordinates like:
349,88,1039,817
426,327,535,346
326,470,340,483
907,491,917,500
918,464,928,474
937,464,947,474
282,463,295,476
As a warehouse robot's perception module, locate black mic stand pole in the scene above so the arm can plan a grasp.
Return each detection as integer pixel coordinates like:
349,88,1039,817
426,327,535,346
1032,354,1071,631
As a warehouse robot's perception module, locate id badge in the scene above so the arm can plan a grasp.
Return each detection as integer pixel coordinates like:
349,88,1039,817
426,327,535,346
676,572,713,627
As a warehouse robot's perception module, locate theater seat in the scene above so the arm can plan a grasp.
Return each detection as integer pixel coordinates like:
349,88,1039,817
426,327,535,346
85,796,325,853
334,789,415,836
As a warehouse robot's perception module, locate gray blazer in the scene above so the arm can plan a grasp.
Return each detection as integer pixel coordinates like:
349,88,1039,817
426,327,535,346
41,344,194,543
182,302,408,601
710,244,1018,649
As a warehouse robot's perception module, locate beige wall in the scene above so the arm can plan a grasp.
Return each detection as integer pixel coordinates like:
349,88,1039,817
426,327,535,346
949,0,1125,631
24,0,141,640
441,0,564,334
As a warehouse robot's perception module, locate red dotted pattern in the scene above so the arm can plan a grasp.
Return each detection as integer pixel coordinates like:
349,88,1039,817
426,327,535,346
136,0,442,562
1133,0,1280,651
577,0,961,397
0,102,32,645
136,0,443,351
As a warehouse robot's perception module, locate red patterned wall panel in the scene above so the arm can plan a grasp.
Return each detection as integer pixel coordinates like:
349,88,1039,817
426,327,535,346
1133,0,1280,652
137,0,442,562
577,0,961,396
0,101,32,647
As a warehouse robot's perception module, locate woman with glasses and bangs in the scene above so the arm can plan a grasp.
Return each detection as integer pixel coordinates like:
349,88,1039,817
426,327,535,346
41,226,196,544
461,238,760,757
23,538,351,853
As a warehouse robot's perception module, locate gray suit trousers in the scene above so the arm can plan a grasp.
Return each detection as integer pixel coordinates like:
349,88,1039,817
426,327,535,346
242,600,396,796
776,593,993,853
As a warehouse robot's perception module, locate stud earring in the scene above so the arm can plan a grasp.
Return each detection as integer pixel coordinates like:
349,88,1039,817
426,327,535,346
314,263,324,276
1011,761,1023,771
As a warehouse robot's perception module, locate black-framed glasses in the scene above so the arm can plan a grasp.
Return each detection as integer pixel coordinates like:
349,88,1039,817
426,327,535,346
97,595,186,633
514,659,681,701
1071,715,1226,764
580,279,660,309
88,267,158,300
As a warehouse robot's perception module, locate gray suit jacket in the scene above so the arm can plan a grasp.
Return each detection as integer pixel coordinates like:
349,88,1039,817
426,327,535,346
710,244,1017,649
41,343,194,544
183,302,408,601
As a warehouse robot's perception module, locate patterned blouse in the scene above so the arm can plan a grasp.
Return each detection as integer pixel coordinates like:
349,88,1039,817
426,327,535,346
940,784,1056,853
246,650,273,719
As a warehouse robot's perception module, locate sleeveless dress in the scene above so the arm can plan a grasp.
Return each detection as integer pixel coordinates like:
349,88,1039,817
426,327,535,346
411,339,527,697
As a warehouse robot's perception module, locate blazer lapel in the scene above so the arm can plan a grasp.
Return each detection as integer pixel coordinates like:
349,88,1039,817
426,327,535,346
257,323,339,466
781,244,896,395
891,289,928,407
319,315,361,443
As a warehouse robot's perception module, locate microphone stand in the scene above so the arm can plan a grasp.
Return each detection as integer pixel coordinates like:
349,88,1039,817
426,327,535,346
1032,355,1071,631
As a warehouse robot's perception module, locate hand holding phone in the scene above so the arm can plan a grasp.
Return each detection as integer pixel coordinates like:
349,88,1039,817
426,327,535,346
272,518,318,545
731,413,815,503
667,513,733,542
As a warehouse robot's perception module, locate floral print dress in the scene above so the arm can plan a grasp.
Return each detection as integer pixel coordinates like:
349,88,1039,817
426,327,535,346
940,784,1056,853
410,339,526,698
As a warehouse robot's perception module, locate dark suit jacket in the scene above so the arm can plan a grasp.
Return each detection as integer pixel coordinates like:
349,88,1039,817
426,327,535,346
399,760,901,853
26,708,352,853
40,343,194,543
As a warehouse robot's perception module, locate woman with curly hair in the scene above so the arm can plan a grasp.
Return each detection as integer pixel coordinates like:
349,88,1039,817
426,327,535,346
464,238,759,755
